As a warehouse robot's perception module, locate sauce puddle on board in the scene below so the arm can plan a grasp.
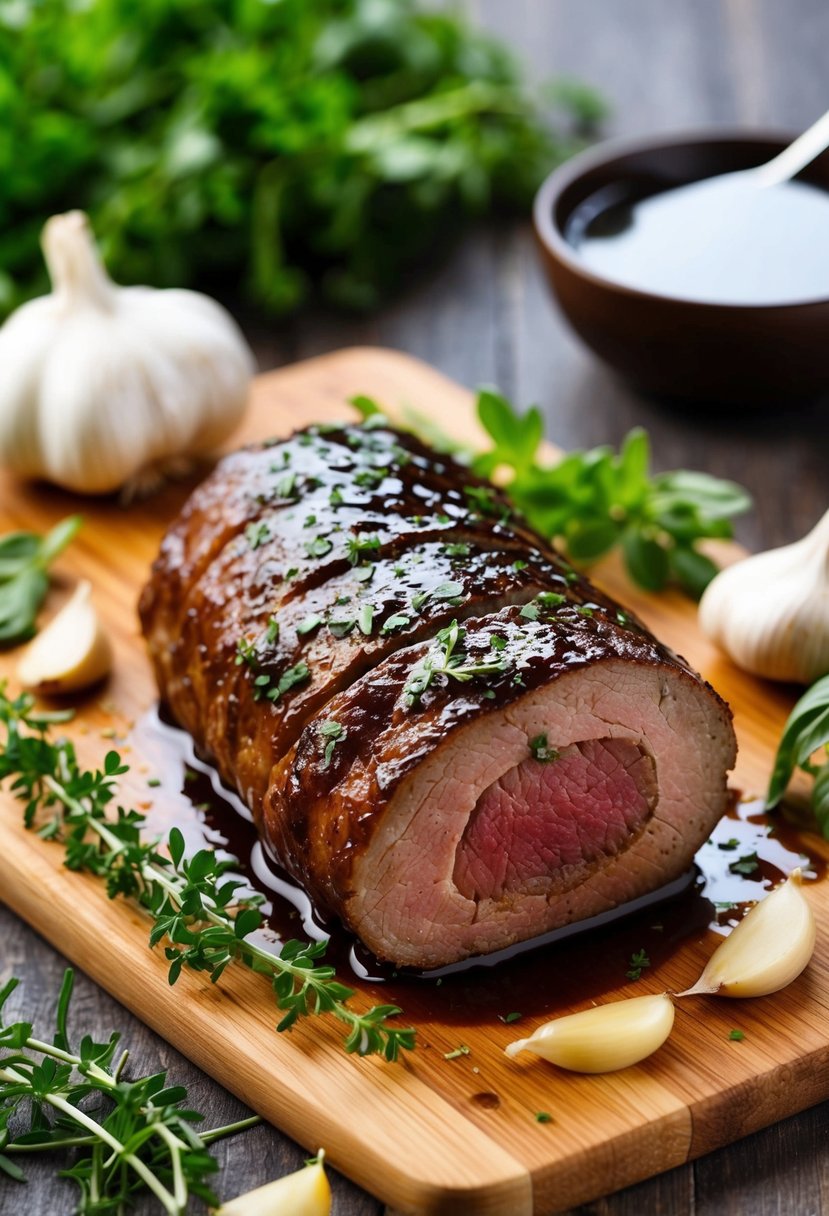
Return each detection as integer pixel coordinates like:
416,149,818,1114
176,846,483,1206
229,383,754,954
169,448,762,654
565,172,829,306
134,708,825,1027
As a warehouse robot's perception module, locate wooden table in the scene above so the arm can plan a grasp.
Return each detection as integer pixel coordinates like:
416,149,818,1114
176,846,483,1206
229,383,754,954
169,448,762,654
3,1,829,1212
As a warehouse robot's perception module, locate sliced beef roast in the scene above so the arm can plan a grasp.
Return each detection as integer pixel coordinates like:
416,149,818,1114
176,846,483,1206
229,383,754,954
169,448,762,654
140,421,736,968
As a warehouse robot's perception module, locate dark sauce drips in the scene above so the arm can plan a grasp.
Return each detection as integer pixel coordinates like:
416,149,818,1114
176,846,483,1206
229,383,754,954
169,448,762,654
135,708,825,1026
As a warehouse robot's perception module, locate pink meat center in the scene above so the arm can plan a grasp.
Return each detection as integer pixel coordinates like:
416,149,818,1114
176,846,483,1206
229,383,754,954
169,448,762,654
453,737,657,902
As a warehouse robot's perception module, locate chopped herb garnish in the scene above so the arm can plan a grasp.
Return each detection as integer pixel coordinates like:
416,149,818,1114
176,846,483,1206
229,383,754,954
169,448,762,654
264,614,280,644
147,777,161,788
499,1012,522,1024
433,580,463,600
443,1044,470,1061
319,720,347,769
358,604,375,636
717,838,740,851
304,513,318,527
329,485,344,506
354,467,387,489
235,636,257,667
305,535,333,558
729,853,760,876
382,613,411,635
529,734,558,763
411,590,430,612
296,613,323,637
491,635,507,651
512,559,528,572
537,591,566,608
285,566,299,580
245,520,270,550
346,534,382,565
443,542,471,557
577,605,594,617
354,564,374,583
729,1029,745,1042
626,949,651,981
520,602,540,621
275,471,297,499
329,618,357,639
616,610,631,627
534,1112,554,1124
405,620,507,707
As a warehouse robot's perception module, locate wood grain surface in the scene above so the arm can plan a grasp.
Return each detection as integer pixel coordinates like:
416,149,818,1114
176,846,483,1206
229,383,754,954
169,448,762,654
3,3,829,1213
1,347,828,1216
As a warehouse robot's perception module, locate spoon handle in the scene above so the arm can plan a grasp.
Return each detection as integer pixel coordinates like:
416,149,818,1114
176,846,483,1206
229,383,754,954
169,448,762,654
754,107,829,187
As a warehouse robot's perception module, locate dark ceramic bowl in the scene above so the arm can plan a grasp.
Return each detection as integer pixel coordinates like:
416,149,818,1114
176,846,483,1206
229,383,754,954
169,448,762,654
533,130,829,403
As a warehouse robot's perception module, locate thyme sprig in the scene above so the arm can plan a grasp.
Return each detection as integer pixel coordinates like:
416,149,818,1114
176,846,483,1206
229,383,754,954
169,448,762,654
0,688,414,1062
0,969,257,1215
404,620,507,706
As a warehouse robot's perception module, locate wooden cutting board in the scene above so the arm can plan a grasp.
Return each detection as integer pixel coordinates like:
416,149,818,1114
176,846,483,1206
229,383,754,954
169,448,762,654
1,347,827,1216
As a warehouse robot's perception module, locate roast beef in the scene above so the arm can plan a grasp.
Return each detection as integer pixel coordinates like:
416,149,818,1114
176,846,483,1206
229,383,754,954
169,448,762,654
140,421,736,968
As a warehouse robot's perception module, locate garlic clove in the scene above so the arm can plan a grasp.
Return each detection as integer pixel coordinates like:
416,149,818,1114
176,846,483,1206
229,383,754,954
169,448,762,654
677,869,816,999
504,993,675,1073
17,580,112,695
215,1151,330,1216
699,507,829,684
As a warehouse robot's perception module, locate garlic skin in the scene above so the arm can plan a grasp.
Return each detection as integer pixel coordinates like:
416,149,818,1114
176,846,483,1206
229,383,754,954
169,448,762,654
17,580,112,695
677,869,816,999
699,508,829,684
0,211,255,496
505,993,675,1073
216,1152,330,1216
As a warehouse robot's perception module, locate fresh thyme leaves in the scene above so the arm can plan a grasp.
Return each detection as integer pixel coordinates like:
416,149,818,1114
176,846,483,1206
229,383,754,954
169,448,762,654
729,1028,745,1042
0,516,82,645
529,734,558,763
244,521,270,551
264,615,280,645
443,543,471,558
296,613,323,637
728,852,759,877
534,1111,554,1124
0,969,257,1215
305,535,333,559
346,534,382,565
404,620,507,707
234,636,257,667
626,949,651,981
470,391,751,598
319,721,347,769
443,1044,470,1061
253,662,310,704
767,674,829,840
0,689,414,1062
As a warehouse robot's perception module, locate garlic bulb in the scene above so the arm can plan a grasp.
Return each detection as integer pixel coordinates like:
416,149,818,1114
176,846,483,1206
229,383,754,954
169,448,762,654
505,993,675,1073
216,1151,330,1216
677,869,815,999
17,580,112,694
0,211,254,497
699,508,829,683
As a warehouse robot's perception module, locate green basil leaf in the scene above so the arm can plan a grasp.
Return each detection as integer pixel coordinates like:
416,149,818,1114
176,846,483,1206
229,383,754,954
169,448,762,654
622,532,669,591
37,515,83,567
0,567,49,644
669,546,720,599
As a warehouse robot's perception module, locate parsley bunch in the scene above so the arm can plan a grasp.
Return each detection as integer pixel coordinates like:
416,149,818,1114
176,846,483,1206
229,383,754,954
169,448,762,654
0,969,257,1214
767,674,829,838
0,0,603,317
0,688,414,1062
471,391,751,598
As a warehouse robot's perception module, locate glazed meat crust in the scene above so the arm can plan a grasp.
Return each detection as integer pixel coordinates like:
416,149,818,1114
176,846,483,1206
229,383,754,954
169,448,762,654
140,421,736,966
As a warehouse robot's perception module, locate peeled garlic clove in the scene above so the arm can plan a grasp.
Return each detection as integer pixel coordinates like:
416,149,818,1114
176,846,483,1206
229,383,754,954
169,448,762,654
505,993,674,1074
678,869,816,999
216,1152,330,1216
17,580,112,695
699,507,829,684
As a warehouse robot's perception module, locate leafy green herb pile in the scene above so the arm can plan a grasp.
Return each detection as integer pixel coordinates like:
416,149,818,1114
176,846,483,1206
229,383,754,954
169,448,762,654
0,0,602,318
768,673,829,838
0,970,257,1214
357,391,752,597
0,517,82,646
0,688,415,1062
